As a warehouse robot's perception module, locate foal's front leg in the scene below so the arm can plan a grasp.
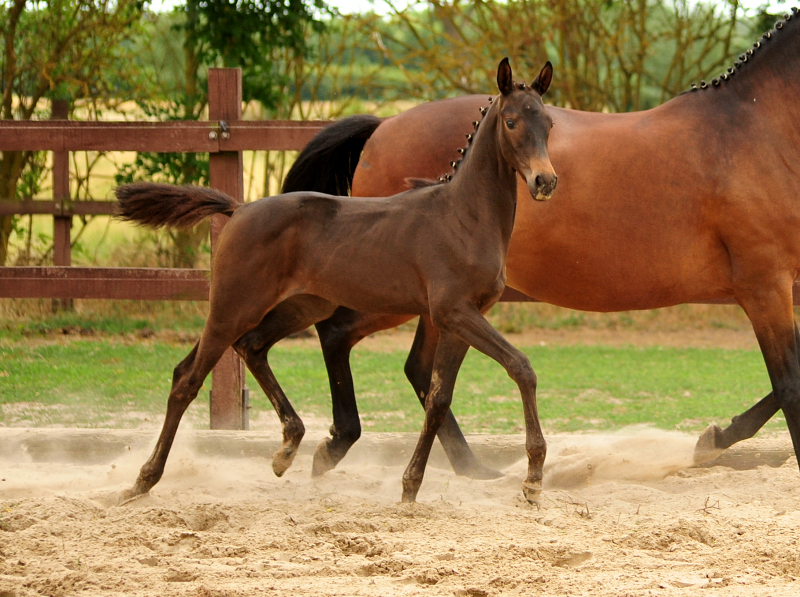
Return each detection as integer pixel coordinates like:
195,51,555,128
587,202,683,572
404,315,503,479
433,303,545,504
313,309,501,479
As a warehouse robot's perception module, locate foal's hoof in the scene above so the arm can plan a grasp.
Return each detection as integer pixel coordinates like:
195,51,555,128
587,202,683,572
693,423,726,465
400,489,418,503
271,448,297,477
401,478,421,503
522,480,542,505
311,440,337,478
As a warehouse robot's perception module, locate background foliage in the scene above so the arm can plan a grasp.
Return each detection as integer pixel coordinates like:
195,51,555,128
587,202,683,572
0,0,783,270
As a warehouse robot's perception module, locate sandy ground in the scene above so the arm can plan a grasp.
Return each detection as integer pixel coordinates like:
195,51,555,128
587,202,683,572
3,326,797,596
2,426,800,597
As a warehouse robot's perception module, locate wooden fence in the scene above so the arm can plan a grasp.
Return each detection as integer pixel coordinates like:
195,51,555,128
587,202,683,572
2,68,799,430
0,68,327,430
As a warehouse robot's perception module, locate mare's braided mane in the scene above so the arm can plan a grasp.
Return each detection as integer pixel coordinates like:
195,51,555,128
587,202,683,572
687,7,799,92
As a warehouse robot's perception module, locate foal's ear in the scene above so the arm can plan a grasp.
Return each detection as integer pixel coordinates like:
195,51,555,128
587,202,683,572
497,57,514,96
532,61,553,96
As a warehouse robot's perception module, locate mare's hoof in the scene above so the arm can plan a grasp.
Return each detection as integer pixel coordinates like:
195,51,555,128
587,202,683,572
272,449,297,477
465,462,504,480
522,480,542,505
118,486,148,506
694,423,726,465
311,440,337,478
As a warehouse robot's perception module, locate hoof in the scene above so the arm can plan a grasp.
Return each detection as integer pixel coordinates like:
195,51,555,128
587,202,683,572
694,423,726,465
401,490,418,503
522,480,542,505
465,462,504,480
118,486,148,506
271,448,296,477
401,478,420,503
311,440,337,478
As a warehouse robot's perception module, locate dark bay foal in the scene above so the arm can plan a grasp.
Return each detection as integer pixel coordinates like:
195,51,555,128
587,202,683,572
116,58,557,503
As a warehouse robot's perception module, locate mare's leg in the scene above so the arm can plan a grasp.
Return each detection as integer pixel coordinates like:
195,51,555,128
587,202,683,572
313,308,499,479
313,308,412,476
693,322,799,461
402,302,544,503
732,281,800,470
401,330,470,502
404,315,502,479
233,296,336,476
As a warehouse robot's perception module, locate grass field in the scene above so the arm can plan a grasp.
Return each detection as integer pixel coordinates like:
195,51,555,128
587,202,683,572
0,329,779,436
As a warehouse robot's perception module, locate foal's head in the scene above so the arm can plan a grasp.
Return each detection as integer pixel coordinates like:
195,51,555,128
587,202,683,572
494,58,557,201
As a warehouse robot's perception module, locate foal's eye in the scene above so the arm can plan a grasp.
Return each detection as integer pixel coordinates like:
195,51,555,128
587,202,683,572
505,119,516,129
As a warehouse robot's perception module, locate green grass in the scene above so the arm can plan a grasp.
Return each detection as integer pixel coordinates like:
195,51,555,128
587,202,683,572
0,338,780,435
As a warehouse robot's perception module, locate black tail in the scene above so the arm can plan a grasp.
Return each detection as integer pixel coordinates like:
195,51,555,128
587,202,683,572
282,114,382,196
115,182,240,230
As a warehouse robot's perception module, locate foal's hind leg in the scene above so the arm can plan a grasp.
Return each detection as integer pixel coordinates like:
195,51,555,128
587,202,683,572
121,320,253,501
694,322,800,462
233,296,336,477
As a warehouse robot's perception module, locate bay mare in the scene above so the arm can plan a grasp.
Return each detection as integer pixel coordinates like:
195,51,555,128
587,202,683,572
116,60,557,503
282,12,800,473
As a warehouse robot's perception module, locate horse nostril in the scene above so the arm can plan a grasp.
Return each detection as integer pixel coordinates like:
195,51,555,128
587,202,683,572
535,174,544,188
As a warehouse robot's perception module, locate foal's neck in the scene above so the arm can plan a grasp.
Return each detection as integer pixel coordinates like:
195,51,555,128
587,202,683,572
445,100,519,241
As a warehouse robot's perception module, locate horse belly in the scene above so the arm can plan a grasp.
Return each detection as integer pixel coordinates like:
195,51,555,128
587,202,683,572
505,190,732,311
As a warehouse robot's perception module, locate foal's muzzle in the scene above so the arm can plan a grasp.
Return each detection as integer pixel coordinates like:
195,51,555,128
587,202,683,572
529,171,558,201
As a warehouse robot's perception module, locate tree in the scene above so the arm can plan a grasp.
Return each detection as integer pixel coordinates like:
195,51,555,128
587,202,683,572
374,0,750,112
0,0,148,265
116,0,329,267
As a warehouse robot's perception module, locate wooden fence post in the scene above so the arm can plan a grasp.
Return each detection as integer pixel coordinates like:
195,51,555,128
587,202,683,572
51,99,72,312
208,68,248,430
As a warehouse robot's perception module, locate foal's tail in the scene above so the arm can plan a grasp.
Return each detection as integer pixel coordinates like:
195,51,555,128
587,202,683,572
282,114,382,196
115,182,240,230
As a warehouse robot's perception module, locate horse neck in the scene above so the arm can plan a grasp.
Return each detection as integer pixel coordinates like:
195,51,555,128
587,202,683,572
705,19,800,122
445,104,519,240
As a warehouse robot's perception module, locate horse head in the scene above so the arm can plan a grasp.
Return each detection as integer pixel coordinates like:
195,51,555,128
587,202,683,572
495,58,557,201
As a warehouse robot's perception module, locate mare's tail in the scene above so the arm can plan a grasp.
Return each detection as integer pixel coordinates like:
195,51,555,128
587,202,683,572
115,183,240,230
282,114,382,195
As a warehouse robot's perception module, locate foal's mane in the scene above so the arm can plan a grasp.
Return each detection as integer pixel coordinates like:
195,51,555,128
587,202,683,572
403,87,520,191
682,7,800,95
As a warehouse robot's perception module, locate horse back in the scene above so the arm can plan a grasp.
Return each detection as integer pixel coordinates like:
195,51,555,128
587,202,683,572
352,93,800,311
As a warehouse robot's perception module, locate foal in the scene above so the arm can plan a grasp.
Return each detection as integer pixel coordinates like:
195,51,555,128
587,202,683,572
117,58,557,503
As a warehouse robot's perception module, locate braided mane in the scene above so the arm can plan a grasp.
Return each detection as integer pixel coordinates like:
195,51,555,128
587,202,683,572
686,7,800,92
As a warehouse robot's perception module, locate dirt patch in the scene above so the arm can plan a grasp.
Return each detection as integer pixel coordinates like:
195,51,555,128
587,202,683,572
2,430,799,596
